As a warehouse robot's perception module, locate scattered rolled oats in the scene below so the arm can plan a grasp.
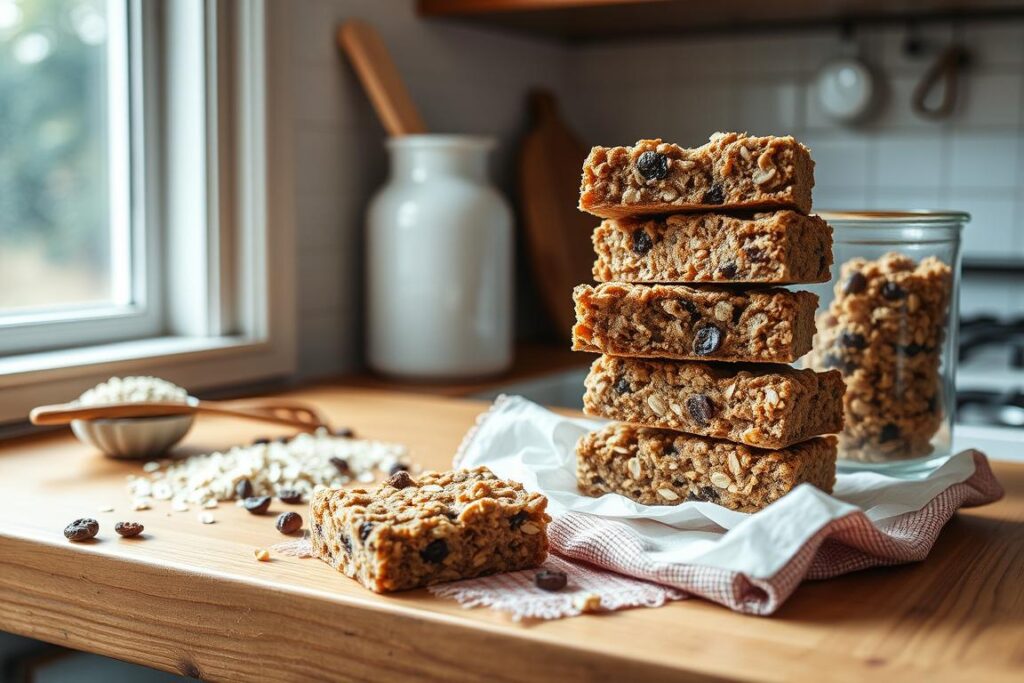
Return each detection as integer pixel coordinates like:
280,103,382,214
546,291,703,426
129,428,410,506
198,513,215,524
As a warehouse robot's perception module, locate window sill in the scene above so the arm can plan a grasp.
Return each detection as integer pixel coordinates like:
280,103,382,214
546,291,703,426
0,335,294,424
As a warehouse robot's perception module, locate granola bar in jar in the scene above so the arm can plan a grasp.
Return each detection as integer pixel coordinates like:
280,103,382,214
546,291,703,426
807,211,966,470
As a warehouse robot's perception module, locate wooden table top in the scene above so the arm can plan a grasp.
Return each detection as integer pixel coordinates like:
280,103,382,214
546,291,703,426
1,386,1021,683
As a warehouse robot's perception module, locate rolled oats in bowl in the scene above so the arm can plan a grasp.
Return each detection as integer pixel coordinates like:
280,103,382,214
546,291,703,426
76,376,189,405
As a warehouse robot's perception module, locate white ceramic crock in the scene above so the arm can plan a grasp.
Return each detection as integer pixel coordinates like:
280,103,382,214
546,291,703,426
366,134,514,380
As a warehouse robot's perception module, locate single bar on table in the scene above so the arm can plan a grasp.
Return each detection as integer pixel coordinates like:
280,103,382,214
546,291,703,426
579,133,815,219
572,282,819,364
592,210,832,284
583,355,845,449
577,423,837,512
310,467,550,593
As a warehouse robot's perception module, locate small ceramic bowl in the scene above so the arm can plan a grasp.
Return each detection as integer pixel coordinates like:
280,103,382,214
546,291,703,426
71,414,195,459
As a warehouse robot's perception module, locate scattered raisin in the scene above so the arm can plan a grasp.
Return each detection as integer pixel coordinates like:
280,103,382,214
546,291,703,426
839,332,867,349
693,324,723,356
340,534,353,555
509,511,528,529
386,471,415,489
686,395,716,426
534,569,568,591
243,496,271,514
614,377,631,395
359,522,375,542
252,437,271,445
664,442,679,456
731,305,744,325
276,511,302,534
880,423,900,442
235,478,254,499
278,489,304,504
333,427,355,438
671,479,685,487
718,262,738,279
388,462,409,476
881,282,906,300
703,183,725,204
273,436,289,444
636,151,669,180
842,272,868,295
329,457,351,475
632,228,653,256
420,539,449,564
64,518,99,542
114,521,144,538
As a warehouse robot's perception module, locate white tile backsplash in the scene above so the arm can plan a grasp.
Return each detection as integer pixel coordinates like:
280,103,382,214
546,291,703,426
942,191,1019,260
284,7,1024,377
870,133,946,188
952,72,1024,128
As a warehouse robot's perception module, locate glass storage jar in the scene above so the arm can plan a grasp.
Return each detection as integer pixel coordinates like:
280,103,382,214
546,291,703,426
807,211,967,471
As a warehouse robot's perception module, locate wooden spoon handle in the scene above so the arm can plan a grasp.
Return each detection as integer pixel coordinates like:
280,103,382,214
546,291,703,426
205,400,330,430
191,401,326,431
30,403,195,425
337,19,426,136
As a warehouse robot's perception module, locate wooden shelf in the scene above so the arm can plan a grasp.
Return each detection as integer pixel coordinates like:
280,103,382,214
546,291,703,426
418,0,1024,41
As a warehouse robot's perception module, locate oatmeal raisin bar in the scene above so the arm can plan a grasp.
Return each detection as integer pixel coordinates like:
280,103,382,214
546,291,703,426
310,467,549,593
808,253,952,463
573,282,818,364
584,355,844,449
579,133,815,219
592,211,832,284
577,423,836,512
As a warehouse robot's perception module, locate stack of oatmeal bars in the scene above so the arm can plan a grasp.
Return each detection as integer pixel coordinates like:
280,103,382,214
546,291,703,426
570,133,845,513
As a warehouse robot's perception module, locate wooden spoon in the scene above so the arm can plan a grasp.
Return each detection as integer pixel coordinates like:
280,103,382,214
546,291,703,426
30,398,329,431
337,19,426,136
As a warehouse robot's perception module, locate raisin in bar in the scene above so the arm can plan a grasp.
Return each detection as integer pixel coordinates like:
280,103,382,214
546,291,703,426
592,211,832,284
579,133,814,219
310,467,550,593
584,355,844,449
808,253,952,463
573,282,818,364
577,423,836,512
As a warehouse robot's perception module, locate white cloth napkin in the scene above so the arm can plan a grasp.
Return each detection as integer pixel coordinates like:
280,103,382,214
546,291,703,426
435,395,1002,617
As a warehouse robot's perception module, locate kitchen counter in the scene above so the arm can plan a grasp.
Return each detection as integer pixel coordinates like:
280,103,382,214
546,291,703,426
1,385,1022,682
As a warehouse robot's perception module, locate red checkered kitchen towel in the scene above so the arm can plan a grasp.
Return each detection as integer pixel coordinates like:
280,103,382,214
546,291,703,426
432,396,1004,619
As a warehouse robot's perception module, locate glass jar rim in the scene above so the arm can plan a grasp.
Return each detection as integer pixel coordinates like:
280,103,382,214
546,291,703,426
818,210,970,225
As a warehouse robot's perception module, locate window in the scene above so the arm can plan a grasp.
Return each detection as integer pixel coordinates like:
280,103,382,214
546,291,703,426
0,0,296,423
0,0,157,353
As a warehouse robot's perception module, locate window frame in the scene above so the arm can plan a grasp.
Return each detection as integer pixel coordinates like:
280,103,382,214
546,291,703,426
0,0,163,354
0,0,296,424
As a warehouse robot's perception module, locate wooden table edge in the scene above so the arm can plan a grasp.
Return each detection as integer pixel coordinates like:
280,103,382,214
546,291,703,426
0,531,734,683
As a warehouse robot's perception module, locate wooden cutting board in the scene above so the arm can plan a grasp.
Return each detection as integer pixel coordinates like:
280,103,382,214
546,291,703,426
518,90,596,337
